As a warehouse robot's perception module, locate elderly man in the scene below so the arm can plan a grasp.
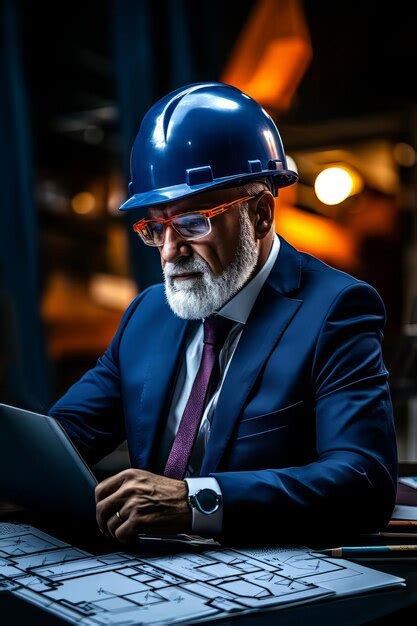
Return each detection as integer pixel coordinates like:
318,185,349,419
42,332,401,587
48,82,397,545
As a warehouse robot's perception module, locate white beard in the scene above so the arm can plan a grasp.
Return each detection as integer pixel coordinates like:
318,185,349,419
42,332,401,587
163,206,260,319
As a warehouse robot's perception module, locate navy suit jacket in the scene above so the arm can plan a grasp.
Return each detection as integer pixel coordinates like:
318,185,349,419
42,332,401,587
48,235,397,542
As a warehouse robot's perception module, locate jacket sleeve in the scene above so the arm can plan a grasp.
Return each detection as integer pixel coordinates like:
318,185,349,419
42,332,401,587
47,288,151,466
210,281,398,542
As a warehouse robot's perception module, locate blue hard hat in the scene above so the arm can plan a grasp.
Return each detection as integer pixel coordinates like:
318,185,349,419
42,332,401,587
119,82,298,215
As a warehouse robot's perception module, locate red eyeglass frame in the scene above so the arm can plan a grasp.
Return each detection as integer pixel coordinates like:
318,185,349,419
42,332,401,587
132,193,263,245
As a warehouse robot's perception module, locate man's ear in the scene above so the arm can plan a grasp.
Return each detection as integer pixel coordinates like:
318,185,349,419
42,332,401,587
254,192,275,239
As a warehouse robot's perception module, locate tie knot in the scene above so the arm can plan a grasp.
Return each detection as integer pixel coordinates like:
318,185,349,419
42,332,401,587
203,315,235,347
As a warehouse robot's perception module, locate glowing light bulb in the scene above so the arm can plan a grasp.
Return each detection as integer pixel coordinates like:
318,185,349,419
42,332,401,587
314,167,354,206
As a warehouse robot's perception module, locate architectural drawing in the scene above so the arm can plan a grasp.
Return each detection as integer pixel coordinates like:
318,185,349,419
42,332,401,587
0,522,404,625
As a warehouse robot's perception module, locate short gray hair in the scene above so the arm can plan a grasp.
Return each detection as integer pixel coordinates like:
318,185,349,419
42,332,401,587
241,179,273,197
238,179,273,223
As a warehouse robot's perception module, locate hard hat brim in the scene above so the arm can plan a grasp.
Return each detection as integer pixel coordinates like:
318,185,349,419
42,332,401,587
119,169,298,213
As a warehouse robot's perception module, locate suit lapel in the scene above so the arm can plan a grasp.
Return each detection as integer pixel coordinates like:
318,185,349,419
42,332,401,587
200,236,304,475
133,312,190,469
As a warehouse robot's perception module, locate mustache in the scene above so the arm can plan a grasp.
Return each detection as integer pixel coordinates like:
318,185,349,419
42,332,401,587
164,256,210,278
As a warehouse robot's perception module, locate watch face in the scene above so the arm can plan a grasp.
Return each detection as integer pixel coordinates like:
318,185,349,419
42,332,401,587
195,489,220,514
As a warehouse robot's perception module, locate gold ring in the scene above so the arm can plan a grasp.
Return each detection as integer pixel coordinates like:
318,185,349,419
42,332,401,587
116,511,122,521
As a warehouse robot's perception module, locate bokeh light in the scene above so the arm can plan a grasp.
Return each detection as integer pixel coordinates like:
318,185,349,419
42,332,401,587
71,191,96,215
314,166,359,205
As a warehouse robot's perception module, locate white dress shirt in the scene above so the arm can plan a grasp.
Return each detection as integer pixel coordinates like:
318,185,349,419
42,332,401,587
156,234,281,536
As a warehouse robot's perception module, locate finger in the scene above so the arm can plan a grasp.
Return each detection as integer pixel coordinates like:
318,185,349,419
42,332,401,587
96,493,126,535
96,480,148,535
96,497,125,533
95,476,145,533
95,469,135,503
114,514,153,544
106,511,125,539
106,499,134,539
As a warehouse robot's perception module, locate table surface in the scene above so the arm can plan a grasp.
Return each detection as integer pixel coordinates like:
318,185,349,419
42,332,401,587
1,507,417,626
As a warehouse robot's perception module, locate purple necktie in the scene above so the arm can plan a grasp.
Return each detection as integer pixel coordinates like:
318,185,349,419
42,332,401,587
163,315,235,480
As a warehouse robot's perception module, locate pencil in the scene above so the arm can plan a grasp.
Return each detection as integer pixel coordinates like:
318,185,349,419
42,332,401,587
379,532,417,538
320,545,417,557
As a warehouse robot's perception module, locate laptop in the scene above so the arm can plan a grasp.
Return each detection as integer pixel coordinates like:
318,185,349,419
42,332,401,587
0,403,97,524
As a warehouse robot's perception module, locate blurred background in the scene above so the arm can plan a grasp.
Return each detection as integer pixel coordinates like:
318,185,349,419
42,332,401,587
1,0,417,463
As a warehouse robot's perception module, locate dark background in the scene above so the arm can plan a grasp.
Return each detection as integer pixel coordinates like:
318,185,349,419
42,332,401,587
1,0,417,460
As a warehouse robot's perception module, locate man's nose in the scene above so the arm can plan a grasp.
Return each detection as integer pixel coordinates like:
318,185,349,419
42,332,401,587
160,224,191,263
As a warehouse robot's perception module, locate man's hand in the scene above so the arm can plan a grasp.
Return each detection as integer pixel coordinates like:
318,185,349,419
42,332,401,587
95,469,192,544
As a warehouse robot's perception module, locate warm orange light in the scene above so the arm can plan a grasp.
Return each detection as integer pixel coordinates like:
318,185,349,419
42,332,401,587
393,142,416,167
222,0,312,110
275,202,358,269
72,191,96,214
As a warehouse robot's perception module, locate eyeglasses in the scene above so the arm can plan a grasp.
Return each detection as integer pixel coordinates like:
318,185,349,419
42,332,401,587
132,193,258,246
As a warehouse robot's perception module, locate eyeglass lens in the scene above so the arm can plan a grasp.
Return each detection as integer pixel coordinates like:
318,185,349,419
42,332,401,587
145,213,210,244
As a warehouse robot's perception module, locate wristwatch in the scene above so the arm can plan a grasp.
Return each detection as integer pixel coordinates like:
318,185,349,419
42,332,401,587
184,478,223,535
188,488,222,515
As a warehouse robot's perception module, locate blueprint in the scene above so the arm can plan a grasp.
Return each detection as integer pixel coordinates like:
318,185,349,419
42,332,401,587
0,522,405,625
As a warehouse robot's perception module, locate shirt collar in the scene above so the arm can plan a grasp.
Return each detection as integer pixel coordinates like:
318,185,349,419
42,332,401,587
216,233,281,325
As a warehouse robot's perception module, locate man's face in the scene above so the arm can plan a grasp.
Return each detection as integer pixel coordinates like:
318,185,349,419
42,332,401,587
150,186,246,275
147,185,262,319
